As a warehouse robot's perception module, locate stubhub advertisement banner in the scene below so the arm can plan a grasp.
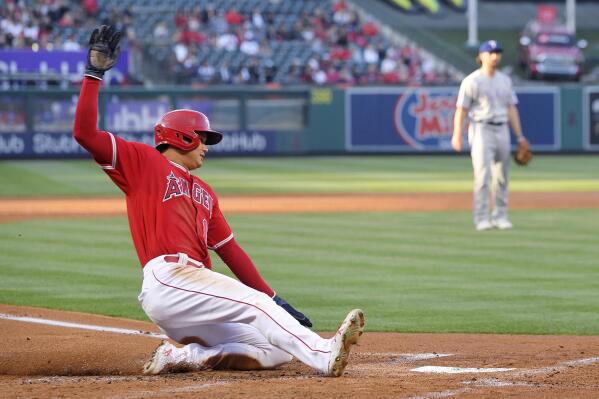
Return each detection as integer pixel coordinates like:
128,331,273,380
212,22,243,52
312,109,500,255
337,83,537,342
0,130,278,159
346,87,560,152
0,95,277,158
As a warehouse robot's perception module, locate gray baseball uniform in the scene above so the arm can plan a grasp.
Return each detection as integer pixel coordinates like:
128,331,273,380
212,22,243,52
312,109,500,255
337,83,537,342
456,69,518,225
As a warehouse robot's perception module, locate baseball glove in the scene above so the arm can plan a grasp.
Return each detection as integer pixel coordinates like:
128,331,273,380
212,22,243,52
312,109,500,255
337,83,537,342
85,25,122,80
514,138,532,166
273,294,313,328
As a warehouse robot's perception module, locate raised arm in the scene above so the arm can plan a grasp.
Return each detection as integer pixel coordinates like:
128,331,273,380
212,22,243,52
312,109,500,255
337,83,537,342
73,25,122,164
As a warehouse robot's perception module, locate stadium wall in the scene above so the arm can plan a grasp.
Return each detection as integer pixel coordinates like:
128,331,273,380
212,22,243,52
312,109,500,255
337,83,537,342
0,85,597,159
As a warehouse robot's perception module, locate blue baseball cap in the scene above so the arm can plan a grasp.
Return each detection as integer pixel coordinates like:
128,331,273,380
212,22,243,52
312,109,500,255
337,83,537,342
479,40,503,53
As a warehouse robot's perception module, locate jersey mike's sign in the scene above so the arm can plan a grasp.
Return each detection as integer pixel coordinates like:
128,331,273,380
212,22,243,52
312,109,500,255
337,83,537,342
346,87,560,152
393,90,456,150
347,87,458,151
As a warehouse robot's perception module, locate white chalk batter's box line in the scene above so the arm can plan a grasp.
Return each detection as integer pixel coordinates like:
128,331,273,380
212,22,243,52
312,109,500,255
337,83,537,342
0,313,168,339
408,356,599,399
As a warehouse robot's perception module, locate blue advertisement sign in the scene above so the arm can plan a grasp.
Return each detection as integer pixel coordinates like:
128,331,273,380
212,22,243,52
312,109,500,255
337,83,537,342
583,87,599,150
346,87,560,152
0,130,277,158
0,50,129,84
0,93,277,158
105,98,171,132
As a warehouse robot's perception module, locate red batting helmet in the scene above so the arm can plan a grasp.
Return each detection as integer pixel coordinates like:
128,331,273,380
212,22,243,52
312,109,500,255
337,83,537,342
154,109,223,152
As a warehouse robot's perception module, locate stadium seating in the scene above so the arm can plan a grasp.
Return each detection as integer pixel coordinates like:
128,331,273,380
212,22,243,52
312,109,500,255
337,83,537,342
0,0,456,86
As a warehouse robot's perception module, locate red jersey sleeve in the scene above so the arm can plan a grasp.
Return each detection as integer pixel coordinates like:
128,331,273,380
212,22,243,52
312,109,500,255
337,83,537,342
74,77,150,194
101,134,150,194
206,194,234,250
215,238,274,296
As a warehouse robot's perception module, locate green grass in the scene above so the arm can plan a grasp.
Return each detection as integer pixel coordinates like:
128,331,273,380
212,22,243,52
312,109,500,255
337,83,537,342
1,155,599,197
1,210,598,334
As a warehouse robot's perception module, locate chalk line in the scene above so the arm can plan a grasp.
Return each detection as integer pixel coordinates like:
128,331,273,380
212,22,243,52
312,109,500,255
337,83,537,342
0,313,168,339
409,356,599,399
412,366,515,374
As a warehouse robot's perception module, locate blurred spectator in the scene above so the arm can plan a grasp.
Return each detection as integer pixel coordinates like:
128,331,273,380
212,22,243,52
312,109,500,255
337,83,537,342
283,60,303,85
23,21,39,46
381,48,398,74
362,19,379,37
264,60,277,83
217,61,232,84
153,21,169,43
360,64,380,84
311,66,327,85
82,0,98,17
198,61,215,83
326,66,340,84
175,10,188,29
62,33,81,51
216,30,238,51
211,10,228,34
240,31,259,55
225,8,243,26
332,1,347,13
363,44,379,65
176,24,204,46
251,9,264,30
174,41,188,63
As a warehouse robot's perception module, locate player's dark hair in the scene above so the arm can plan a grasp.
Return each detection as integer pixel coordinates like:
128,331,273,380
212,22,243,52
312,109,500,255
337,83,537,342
156,144,169,153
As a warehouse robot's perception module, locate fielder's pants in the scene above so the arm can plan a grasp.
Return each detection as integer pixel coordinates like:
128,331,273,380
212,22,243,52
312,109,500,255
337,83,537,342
138,253,333,372
469,122,511,224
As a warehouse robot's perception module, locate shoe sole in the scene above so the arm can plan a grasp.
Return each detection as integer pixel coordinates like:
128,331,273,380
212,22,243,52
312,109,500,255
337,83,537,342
143,340,168,375
491,221,513,230
329,309,365,377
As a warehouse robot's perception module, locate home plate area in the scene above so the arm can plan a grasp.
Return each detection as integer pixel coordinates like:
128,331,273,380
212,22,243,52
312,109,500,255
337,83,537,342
1,305,598,398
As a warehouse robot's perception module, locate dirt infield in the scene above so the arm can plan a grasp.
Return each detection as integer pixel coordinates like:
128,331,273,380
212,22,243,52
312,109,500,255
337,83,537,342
1,191,599,222
1,193,598,397
1,304,598,399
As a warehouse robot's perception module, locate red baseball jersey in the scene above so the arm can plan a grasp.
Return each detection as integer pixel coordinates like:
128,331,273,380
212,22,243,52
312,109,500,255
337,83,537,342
73,78,274,295
97,132,232,267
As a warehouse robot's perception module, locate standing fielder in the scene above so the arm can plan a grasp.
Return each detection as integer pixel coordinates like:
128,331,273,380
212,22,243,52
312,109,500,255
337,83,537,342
452,40,529,231
74,25,364,376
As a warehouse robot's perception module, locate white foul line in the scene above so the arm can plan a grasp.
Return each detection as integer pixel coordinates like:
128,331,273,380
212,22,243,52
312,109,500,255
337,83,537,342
0,313,168,339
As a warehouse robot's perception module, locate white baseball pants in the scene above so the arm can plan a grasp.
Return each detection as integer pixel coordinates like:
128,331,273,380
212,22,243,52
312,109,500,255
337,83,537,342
469,122,511,224
138,254,333,372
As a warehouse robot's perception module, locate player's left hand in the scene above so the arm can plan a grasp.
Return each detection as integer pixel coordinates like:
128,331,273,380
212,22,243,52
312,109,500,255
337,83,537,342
273,294,313,328
85,25,123,80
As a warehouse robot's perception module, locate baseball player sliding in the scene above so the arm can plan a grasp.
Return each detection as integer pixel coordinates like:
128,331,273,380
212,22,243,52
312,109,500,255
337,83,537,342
73,25,364,376
452,40,528,231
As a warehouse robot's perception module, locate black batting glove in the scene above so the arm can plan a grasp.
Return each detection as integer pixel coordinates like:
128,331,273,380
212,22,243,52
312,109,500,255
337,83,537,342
85,25,122,80
273,294,313,328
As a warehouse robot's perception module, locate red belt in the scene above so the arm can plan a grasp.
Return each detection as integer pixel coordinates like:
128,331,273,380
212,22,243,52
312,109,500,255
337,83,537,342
164,255,205,268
